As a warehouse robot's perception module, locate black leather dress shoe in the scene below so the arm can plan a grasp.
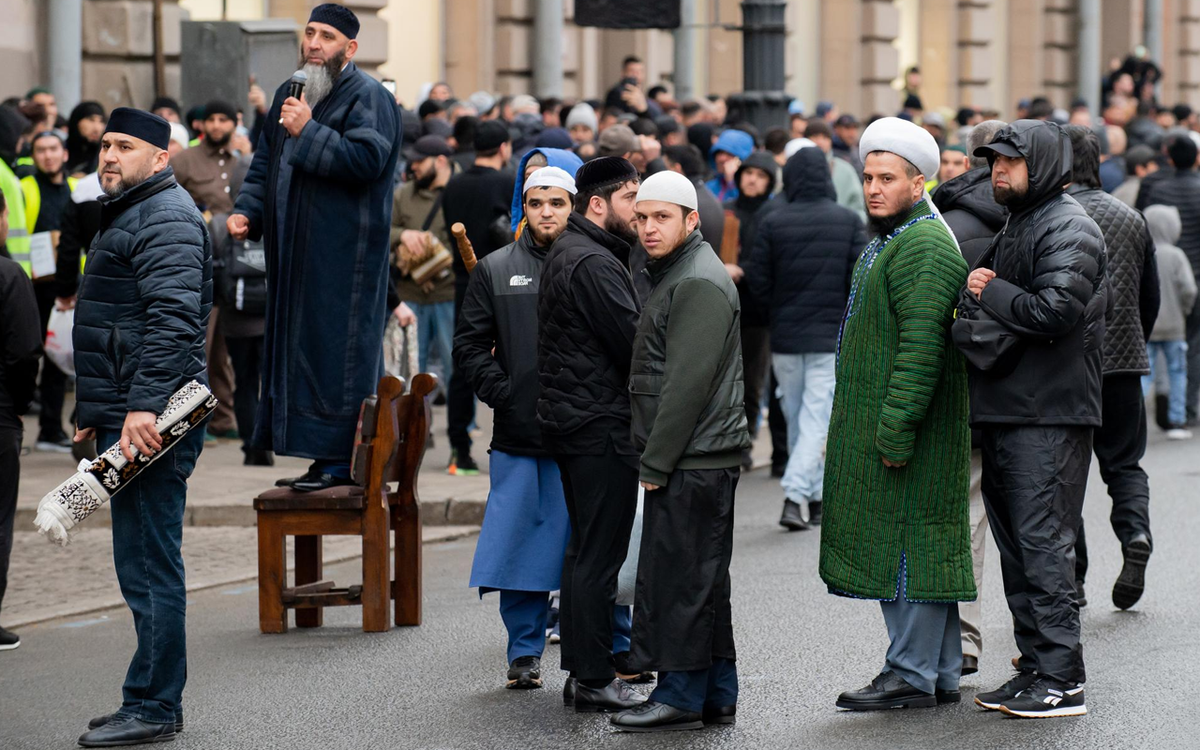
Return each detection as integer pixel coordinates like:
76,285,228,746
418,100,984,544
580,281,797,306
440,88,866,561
935,688,961,704
275,474,305,487
702,704,736,725
614,651,656,684
291,472,355,493
563,677,576,706
78,716,176,747
574,678,648,713
779,499,809,531
961,655,978,676
836,670,937,710
89,712,183,732
611,701,704,732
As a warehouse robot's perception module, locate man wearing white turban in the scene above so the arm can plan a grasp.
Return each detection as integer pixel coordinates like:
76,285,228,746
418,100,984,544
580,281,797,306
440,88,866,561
819,117,975,711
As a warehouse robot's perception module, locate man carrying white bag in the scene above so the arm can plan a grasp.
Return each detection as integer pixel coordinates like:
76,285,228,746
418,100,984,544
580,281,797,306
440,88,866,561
42,108,214,749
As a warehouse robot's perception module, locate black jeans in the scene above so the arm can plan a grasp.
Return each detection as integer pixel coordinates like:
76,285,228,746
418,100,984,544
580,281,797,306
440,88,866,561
447,281,475,455
1076,374,1151,585
34,281,67,441
741,325,770,438
982,424,1091,685
0,427,20,617
225,335,264,450
555,446,639,681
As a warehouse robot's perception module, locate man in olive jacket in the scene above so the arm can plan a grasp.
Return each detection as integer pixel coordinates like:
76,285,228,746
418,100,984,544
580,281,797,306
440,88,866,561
612,171,750,733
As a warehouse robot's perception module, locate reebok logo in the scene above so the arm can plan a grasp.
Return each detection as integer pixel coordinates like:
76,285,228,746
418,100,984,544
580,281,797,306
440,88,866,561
509,275,533,287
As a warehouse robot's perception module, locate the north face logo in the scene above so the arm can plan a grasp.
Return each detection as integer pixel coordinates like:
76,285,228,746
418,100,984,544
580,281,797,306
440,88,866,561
509,275,533,287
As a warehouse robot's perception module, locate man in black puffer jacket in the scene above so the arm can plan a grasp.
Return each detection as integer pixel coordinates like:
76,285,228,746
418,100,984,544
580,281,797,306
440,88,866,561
966,120,1105,719
455,167,576,691
537,157,646,714
72,109,211,748
1063,125,1159,612
747,146,865,531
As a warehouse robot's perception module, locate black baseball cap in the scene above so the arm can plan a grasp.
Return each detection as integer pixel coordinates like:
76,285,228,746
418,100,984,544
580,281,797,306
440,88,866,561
973,139,1022,159
405,134,453,161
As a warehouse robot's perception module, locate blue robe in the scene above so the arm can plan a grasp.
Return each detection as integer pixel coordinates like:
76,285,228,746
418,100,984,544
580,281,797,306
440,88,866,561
234,62,402,460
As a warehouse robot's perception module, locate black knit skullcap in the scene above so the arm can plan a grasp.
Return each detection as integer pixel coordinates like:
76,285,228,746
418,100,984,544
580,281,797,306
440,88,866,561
309,3,360,39
150,96,181,119
474,119,510,152
574,156,638,193
204,99,238,121
104,107,171,150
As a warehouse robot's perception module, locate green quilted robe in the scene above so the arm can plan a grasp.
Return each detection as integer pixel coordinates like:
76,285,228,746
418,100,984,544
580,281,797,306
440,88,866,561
819,200,975,602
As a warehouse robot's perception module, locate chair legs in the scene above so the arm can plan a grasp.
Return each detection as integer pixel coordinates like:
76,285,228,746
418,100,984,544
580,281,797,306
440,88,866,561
393,504,422,627
294,535,323,628
257,516,287,634
361,507,391,633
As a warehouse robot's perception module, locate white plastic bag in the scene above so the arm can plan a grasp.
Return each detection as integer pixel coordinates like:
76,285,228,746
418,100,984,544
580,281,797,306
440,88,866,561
45,307,75,377
616,486,645,606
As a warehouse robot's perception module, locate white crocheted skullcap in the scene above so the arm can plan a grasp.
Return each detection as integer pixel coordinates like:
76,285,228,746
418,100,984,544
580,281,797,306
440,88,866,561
635,170,698,211
524,166,577,195
859,116,940,180
784,137,817,159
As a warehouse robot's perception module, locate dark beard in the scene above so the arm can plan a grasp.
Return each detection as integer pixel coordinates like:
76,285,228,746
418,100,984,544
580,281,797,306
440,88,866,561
414,171,436,190
528,222,565,247
604,207,638,243
206,130,232,148
993,185,1025,207
867,208,909,239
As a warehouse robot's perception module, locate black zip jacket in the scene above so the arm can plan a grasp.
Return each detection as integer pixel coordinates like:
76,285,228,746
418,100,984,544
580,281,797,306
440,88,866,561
965,120,1108,427
0,255,42,430
454,230,549,456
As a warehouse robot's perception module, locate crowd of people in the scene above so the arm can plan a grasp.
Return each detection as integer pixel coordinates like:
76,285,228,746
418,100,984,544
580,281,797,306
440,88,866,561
0,3,1194,741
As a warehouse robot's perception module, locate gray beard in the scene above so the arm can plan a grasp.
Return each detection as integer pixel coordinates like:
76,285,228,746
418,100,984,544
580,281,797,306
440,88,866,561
303,61,337,107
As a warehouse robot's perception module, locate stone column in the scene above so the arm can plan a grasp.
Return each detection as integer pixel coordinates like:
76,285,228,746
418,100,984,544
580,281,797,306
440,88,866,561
861,0,900,115
958,1,994,108
1042,0,1076,107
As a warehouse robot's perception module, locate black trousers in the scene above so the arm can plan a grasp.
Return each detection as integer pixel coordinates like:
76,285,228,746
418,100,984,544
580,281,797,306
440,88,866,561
555,447,639,680
631,468,738,673
447,281,475,455
981,424,1091,685
1076,374,1151,584
741,325,770,439
767,371,789,470
225,335,264,451
0,427,21,615
1187,302,1200,423
33,282,67,441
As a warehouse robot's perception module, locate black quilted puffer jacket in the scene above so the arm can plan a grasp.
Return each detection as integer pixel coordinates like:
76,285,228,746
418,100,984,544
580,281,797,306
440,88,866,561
1067,185,1158,375
967,120,1108,427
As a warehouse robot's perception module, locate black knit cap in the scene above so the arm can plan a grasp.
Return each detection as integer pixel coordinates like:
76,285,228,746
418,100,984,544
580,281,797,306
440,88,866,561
574,156,638,193
204,99,238,121
474,119,510,152
104,107,171,150
309,3,360,39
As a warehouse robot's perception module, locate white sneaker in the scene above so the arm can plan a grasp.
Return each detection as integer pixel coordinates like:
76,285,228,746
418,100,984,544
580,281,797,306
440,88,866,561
1166,428,1193,440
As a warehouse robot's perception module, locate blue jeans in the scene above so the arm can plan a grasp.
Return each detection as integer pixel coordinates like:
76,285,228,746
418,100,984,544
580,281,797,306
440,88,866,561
412,300,455,384
772,353,836,504
1145,340,1189,426
97,426,204,725
650,658,738,712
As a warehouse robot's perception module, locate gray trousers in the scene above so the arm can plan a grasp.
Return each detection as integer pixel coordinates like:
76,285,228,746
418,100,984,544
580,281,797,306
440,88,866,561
959,451,987,658
880,560,963,694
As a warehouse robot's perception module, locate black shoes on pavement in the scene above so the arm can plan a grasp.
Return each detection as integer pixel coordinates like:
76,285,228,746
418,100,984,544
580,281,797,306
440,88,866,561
998,676,1086,718
506,656,542,689
808,500,823,526
975,669,1038,710
0,625,19,651
836,671,938,710
613,651,655,684
779,499,809,531
77,716,176,747
563,677,576,706
1113,534,1151,610
88,711,183,733
610,701,703,732
573,678,648,713
447,450,480,476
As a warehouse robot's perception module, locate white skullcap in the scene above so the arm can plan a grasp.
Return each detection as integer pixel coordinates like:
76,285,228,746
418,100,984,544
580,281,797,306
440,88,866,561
168,122,190,149
635,170,698,211
523,166,577,195
858,116,940,180
784,137,817,159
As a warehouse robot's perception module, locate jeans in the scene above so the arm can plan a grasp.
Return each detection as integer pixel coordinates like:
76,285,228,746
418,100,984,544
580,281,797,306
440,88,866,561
650,658,738,713
412,300,455,383
772,352,836,503
1145,340,1189,427
97,425,204,724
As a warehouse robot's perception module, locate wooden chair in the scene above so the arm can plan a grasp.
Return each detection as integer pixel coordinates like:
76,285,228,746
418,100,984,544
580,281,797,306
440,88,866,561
252,373,437,633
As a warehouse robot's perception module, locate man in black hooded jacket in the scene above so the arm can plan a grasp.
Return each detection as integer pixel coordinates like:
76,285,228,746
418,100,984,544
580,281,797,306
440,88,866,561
964,120,1106,719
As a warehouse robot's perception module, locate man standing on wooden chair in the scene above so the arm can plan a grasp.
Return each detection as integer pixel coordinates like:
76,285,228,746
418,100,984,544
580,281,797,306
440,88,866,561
456,167,576,690
228,4,402,492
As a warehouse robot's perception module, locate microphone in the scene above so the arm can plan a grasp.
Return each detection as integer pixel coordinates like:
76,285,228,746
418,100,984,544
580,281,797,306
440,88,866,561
287,70,307,102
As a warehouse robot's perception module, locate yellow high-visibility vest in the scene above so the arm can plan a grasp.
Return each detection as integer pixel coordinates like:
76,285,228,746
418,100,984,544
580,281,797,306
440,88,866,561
0,161,31,277
18,174,84,276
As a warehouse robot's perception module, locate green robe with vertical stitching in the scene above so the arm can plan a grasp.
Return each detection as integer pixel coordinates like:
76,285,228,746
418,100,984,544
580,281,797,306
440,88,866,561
819,199,975,603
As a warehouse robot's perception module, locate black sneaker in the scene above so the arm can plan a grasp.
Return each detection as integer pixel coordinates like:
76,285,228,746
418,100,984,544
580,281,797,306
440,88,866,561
448,450,480,476
975,669,1038,710
998,676,1086,718
506,656,542,689
0,625,19,651
779,499,809,531
35,434,73,453
1113,535,1151,610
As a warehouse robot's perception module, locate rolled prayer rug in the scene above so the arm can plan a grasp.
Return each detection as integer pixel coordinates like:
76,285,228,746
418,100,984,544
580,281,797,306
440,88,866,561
33,380,217,546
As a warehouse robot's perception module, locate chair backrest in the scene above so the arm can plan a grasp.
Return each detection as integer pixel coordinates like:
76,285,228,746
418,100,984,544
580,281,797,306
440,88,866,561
384,373,437,508
350,376,405,489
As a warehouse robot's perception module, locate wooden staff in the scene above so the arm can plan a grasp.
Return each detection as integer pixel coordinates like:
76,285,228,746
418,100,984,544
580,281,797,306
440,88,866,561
451,222,477,273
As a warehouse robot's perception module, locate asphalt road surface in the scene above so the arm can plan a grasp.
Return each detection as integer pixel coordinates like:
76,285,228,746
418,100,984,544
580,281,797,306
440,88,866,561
3,432,1197,750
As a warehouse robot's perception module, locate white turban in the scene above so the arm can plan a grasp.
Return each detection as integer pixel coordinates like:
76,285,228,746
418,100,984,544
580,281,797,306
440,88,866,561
784,137,817,159
524,166,577,195
857,116,960,252
858,116,940,180
636,170,698,211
